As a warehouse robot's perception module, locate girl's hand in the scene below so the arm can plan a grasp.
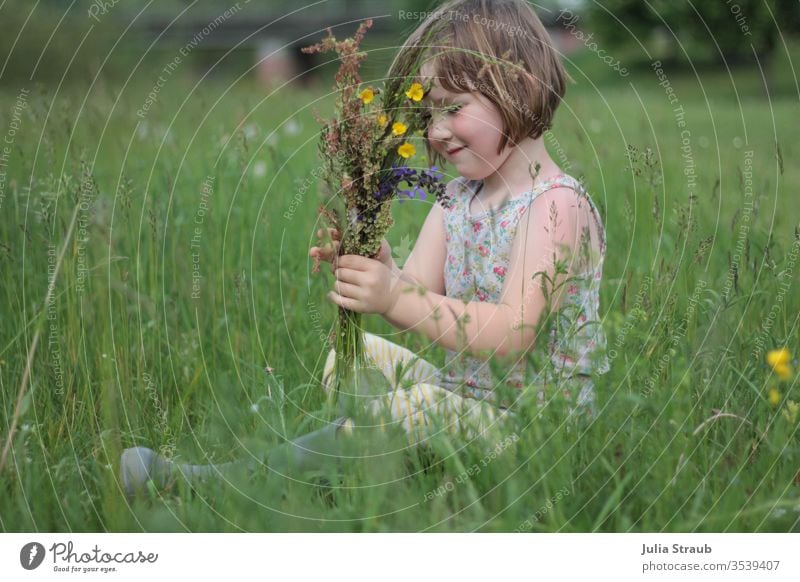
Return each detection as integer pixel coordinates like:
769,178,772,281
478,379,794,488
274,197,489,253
309,228,341,273
328,254,400,315
310,228,394,272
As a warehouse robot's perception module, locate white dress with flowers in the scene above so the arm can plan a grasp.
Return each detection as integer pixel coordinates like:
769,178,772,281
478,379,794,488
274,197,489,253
436,174,610,411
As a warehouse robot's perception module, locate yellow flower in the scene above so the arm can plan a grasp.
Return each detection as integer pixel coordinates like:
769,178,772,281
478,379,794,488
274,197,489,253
391,121,407,136
774,363,792,380
397,142,416,158
377,113,388,126
768,387,781,407
359,87,375,104
405,82,424,102
782,400,799,423
766,348,791,368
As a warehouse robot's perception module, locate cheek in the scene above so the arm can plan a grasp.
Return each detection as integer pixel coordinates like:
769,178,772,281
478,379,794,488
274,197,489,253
465,125,505,161
482,116,507,147
459,113,503,149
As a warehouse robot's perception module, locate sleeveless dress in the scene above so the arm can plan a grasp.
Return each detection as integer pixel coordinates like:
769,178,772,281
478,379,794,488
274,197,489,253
435,174,610,410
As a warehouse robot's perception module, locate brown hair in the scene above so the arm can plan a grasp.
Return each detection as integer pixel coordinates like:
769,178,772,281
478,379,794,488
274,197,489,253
389,0,568,164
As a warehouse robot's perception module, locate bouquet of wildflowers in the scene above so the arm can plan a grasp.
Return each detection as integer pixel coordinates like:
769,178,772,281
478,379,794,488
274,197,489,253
302,20,451,401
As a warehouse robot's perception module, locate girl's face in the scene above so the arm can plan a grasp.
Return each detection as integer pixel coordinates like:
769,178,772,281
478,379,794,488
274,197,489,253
420,65,513,181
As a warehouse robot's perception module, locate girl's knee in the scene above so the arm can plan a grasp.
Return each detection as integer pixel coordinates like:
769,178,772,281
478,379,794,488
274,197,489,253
364,388,427,444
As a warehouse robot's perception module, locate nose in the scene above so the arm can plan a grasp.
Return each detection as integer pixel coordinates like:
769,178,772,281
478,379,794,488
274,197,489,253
427,114,452,142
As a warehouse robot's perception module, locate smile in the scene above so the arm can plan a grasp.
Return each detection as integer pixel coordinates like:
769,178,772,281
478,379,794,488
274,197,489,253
447,146,466,155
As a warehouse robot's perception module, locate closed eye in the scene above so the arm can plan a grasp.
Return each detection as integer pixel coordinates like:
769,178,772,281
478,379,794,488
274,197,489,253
421,103,461,125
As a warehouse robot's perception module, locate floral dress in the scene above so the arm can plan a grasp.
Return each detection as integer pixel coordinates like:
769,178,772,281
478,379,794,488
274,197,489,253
436,174,610,411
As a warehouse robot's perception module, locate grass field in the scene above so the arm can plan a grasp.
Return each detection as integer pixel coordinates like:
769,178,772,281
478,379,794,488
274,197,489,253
1,38,799,532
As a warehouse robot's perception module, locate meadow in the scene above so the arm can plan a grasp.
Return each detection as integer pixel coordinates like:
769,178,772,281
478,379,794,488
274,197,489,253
1,41,799,532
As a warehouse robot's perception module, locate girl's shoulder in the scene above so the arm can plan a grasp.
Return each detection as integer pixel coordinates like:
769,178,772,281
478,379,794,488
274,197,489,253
533,173,602,220
534,172,587,196
541,173,607,258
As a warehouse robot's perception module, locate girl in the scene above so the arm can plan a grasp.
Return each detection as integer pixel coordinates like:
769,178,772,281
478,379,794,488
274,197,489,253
120,0,609,498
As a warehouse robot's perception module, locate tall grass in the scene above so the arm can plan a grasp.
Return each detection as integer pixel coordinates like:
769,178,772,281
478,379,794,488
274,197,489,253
0,65,798,532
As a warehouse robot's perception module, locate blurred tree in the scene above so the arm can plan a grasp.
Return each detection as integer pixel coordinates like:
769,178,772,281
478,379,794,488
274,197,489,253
585,0,799,66
0,0,135,84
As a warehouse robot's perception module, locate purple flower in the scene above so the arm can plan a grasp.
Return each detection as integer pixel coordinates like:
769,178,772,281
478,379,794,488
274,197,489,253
372,163,446,205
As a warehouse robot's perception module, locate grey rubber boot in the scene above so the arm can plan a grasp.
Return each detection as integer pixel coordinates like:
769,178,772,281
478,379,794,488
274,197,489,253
119,447,241,499
120,416,355,499
266,416,355,476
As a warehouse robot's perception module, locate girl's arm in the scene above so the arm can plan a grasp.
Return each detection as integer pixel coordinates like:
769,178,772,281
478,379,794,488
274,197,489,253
393,202,447,295
383,189,585,360
392,263,429,288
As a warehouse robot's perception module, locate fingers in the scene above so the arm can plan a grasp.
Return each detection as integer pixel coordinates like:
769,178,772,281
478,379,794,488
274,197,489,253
323,242,340,262
332,279,360,299
309,245,337,260
309,228,341,264
333,266,362,284
317,228,340,240
328,290,362,313
308,249,337,274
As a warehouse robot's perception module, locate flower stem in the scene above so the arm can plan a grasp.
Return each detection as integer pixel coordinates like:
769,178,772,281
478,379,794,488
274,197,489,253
331,306,365,415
